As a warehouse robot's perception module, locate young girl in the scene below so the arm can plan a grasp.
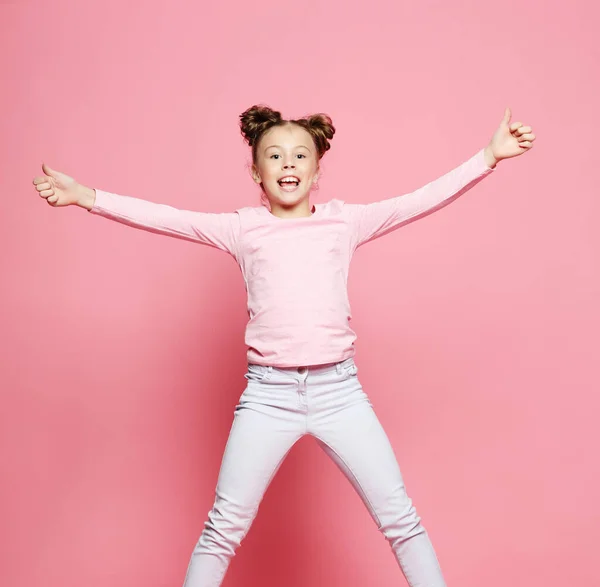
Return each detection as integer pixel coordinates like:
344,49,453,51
32,104,535,587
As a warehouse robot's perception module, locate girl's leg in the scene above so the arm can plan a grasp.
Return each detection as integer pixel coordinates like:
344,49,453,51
183,366,305,587
310,361,447,587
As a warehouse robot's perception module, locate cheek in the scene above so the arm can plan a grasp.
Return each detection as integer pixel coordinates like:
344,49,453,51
257,163,278,183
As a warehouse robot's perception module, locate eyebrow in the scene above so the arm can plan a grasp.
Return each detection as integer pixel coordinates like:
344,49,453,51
264,144,311,152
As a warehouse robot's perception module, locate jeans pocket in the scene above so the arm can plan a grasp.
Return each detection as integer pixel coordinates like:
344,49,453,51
341,359,358,377
244,363,271,382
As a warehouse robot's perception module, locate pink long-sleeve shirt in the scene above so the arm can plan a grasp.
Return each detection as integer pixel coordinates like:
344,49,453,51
89,148,495,367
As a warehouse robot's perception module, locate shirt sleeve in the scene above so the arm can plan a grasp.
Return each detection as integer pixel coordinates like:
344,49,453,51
345,148,496,249
88,189,241,257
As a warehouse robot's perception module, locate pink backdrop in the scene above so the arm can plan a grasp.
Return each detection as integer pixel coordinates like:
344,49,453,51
2,1,598,586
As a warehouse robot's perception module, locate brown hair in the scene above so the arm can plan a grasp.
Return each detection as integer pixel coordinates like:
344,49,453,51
239,104,335,204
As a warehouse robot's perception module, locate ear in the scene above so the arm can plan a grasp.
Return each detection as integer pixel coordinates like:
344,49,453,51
251,165,262,184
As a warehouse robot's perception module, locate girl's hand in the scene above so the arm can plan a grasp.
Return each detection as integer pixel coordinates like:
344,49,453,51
485,107,536,167
32,163,88,207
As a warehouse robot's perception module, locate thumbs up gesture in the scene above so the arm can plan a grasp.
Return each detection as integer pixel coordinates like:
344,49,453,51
32,164,86,207
485,108,536,166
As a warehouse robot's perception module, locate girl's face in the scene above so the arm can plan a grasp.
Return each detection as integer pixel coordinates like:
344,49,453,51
251,123,319,215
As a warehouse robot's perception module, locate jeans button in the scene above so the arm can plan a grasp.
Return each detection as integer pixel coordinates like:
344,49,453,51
298,366,307,374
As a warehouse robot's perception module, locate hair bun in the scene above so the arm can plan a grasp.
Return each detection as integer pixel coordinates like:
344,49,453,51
304,113,335,155
239,105,283,146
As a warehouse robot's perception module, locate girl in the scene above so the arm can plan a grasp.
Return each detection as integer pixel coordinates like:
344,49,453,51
32,104,535,587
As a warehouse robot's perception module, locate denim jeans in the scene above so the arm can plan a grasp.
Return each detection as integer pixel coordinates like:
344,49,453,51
182,358,446,587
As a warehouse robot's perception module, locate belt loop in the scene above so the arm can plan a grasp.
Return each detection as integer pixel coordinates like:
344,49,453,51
335,362,342,375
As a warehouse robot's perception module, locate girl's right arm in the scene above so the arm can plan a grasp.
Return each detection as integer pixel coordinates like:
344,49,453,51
32,164,240,256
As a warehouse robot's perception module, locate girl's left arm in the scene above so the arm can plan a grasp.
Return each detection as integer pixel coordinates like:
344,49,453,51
349,108,535,248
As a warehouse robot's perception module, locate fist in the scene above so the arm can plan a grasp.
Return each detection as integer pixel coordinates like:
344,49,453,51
32,164,81,207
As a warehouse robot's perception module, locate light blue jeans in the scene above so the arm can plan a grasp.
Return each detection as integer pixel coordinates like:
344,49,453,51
182,358,446,587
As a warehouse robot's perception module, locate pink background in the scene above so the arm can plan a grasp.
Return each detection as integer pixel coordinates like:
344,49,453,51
1,1,598,586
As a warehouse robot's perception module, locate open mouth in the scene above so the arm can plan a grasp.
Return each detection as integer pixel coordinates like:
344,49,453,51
277,176,301,192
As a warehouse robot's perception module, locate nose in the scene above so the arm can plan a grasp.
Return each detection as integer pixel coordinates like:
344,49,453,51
282,156,296,169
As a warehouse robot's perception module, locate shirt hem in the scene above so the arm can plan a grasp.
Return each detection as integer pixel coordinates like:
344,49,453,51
247,350,356,368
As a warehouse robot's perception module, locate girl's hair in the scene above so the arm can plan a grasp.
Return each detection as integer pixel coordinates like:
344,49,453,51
239,104,335,206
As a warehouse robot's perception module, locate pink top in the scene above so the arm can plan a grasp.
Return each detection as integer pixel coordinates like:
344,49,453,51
89,148,495,367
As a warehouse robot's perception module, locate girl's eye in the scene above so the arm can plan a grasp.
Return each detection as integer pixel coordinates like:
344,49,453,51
297,154,305,159
270,154,280,159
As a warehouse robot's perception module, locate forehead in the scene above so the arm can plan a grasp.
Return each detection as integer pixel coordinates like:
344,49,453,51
260,124,314,151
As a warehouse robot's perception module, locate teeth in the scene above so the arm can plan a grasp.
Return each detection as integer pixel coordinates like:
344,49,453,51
279,177,299,183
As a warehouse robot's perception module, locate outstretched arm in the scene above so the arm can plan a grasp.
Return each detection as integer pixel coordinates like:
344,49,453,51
32,165,240,256
346,107,535,248
87,188,240,256
348,147,494,248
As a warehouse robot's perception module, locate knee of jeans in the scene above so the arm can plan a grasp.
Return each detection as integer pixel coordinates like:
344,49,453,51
196,518,242,555
198,501,258,552
380,498,425,539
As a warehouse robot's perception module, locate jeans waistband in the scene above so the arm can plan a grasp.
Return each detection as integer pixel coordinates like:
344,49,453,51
248,356,356,377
